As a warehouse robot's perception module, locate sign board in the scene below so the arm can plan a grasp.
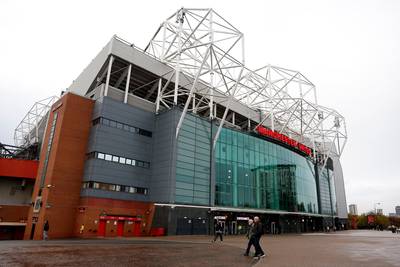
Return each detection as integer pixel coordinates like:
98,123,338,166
99,215,142,221
33,196,42,213
256,125,312,156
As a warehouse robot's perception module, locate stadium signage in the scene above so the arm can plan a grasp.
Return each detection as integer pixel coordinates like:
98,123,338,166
99,215,142,221
255,126,312,156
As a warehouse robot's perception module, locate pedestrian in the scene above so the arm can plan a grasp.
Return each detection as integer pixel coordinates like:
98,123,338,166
43,220,49,240
252,216,265,259
80,224,85,234
212,220,224,242
244,219,255,256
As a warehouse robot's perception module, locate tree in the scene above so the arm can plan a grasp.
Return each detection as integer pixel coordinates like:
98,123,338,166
375,215,390,229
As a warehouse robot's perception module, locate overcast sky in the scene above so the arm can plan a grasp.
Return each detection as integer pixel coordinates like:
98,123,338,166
1,0,399,215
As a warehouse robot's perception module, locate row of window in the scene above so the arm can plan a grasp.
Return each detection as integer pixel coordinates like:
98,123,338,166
93,117,152,137
82,181,148,195
40,112,58,189
87,151,150,169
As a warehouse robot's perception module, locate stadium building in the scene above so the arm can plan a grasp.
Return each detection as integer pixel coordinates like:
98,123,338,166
9,8,348,239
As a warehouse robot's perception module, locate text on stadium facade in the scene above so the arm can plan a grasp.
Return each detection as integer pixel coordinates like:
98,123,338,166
255,126,312,156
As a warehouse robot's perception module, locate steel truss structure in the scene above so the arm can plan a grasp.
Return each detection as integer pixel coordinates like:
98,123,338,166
14,96,59,147
146,8,347,165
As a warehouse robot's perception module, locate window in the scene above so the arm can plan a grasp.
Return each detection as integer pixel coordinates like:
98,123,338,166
92,118,100,125
89,151,149,169
92,117,152,138
139,129,152,137
100,183,108,190
137,188,147,194
83,181,148,195
87,152,95,159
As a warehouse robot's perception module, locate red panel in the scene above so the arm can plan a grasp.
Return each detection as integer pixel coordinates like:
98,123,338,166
117,221,124,237
133,222,141,236
150,228,165,236
98,220,106,237
0,158,38,179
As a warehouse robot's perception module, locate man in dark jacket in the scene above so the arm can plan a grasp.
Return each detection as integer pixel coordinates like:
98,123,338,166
212,220,224,242
253,216,265,258
43,220,49,240
244,219,255,256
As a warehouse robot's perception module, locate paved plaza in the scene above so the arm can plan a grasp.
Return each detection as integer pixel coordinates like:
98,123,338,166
0,230,399,266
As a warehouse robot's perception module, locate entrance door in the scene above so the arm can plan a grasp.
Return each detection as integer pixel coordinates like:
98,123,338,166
192,218,207,235
117,221,124,237
230,221,237,235
133,221,141,236
30,223,36,240
271,222,276,234
98,220,106,237
177,218,192,235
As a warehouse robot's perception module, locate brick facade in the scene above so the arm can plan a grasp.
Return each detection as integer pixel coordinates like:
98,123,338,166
74,197,155,238
24,93,95,240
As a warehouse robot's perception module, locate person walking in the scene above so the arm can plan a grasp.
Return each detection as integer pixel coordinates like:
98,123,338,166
43,220,50,240
253,216,265,258
212,220,224,242
79,224,85,234
244,219,255,256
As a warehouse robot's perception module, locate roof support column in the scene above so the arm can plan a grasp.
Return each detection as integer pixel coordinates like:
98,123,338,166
174,10,184,105
104,55,114,97
123,64,132,104
176,47,210,138
209,11,214,120
156,78,162,114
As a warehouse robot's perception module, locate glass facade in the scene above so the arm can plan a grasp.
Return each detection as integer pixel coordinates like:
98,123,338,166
318,167,337,216
175,115,211,205
173,113,337,216
215,127,319,214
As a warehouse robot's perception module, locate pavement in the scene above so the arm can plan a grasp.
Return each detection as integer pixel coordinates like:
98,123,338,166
0,230,399,267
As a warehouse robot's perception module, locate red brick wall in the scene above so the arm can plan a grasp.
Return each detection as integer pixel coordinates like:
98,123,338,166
0,205,30,223
74,197,155,238
24,93,94,240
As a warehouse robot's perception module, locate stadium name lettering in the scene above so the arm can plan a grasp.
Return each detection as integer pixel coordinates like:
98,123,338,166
255,126,312,156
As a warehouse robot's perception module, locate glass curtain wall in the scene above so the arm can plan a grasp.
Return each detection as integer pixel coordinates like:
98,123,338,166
215,127,319,214
318,167,337,215
175,114,211,205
